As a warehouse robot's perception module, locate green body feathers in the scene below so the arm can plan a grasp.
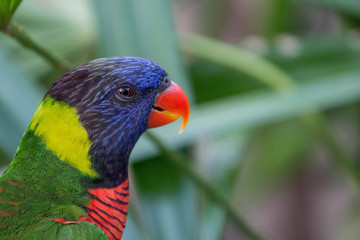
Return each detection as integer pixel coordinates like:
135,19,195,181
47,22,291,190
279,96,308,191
0,104,104,239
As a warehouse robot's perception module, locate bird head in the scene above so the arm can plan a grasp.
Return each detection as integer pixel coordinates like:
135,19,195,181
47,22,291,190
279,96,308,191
45,57,190,183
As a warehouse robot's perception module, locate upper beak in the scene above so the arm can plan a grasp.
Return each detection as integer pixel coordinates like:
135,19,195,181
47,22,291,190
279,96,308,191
148,81,190,134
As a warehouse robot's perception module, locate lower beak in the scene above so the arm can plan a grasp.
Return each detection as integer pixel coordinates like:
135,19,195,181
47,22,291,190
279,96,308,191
148,81,190,134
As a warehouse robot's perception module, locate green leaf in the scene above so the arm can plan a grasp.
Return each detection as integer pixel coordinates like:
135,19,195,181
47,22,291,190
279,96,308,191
0,0,22,29
121,212,152,240
197,133,250,240
132,155,197,240
181,34,295,91
260,0,296,37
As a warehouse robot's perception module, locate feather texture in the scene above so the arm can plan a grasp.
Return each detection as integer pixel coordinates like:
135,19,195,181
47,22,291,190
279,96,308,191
0,57,172,240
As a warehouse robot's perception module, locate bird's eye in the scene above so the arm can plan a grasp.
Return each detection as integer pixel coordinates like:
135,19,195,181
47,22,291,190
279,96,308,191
159,76,171,92
117,86,134,98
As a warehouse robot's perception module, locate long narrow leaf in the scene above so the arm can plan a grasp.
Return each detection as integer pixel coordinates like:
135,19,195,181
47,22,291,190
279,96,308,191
181,34,295,91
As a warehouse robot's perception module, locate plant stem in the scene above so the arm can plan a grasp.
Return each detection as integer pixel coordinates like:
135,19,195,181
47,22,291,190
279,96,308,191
2,22,71,71
146,132,264,240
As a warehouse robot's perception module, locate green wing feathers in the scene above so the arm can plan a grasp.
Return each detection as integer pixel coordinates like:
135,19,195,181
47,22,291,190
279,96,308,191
21,222,107,240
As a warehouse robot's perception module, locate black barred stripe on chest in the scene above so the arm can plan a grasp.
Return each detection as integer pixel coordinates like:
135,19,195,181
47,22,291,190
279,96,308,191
85,178,129,240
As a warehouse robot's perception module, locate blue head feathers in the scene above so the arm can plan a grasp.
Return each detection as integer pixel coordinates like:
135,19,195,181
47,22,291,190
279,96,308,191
47,57,171,184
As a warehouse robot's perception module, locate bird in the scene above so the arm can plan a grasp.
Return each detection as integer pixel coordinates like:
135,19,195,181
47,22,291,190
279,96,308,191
0,57,190,240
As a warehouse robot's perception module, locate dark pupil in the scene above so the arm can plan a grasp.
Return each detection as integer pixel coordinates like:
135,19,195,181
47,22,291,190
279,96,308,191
120,87,132,97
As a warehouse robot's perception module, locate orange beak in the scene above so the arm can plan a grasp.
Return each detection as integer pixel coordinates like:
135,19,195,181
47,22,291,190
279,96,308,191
148,81,190,134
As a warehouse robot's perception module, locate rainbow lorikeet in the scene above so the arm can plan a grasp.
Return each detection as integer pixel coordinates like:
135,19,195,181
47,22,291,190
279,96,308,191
0,57,190,240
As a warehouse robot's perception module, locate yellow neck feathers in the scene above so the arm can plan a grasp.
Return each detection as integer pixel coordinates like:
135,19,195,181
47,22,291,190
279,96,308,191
30,97,99,177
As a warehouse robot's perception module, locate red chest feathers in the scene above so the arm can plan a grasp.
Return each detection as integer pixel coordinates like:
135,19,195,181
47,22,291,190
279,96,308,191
85,178,130,240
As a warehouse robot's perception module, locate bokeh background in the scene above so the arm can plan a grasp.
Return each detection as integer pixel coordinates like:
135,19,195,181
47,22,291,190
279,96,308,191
1,0,360,239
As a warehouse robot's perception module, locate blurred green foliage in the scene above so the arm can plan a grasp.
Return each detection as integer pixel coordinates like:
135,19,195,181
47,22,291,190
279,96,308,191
1,0,360,239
